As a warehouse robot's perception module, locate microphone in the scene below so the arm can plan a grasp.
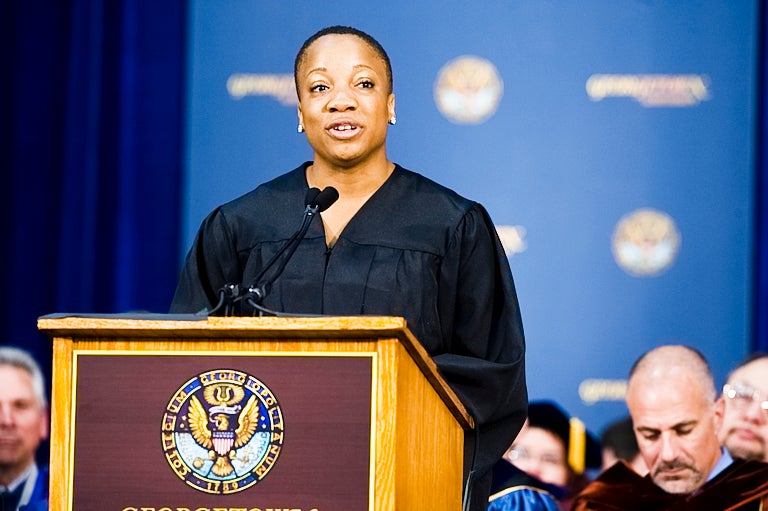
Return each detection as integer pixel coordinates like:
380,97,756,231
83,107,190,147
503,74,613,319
207,186,338,316
313,186,340,211
248,187,323,288
240,186,338,315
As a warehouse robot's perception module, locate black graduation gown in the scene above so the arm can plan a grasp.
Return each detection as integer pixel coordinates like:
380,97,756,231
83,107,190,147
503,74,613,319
171,162,528,510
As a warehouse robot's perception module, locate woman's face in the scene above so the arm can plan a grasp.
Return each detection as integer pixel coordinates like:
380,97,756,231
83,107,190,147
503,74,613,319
504,425,570,487
296,34,395,169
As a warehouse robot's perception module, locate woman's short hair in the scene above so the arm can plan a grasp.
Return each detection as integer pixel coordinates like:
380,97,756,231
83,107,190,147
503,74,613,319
294,25,393,96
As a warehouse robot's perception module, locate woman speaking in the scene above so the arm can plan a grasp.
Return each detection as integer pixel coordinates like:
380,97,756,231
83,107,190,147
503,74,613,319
171,25,527,510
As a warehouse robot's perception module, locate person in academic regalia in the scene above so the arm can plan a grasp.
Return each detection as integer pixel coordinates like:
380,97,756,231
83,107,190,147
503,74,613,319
572,345,768,511
488,400,601,511
170,25,527,511
718,353,768,463
487,460,561,511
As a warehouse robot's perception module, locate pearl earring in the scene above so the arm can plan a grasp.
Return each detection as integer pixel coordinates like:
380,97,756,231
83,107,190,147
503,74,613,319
388,116,397,125
297,123,304,133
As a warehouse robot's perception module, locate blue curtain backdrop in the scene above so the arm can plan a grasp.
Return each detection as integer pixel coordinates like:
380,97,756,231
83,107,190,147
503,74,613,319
2,1,767,407
757,1,768,354
2,0,186,385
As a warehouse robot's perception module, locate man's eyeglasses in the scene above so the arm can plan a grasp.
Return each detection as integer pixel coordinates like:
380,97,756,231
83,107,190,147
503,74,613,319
506,447,566,468
723,383,768,413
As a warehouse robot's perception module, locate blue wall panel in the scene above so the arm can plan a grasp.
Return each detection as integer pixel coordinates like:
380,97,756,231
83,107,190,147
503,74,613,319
182,1,759,433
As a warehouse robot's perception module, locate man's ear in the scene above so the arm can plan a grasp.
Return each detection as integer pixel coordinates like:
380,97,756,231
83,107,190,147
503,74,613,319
713,397,725,437
39,406,50,441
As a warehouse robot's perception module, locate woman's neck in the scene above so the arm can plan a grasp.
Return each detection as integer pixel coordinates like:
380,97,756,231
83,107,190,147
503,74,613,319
306,159,395,198
305,158,395,247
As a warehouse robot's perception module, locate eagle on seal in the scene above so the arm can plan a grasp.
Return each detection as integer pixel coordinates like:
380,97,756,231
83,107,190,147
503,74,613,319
187,383,261,477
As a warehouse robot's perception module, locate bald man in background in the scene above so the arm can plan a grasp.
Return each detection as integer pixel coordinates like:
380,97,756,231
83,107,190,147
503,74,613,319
572,345,768,511
718,354,768,463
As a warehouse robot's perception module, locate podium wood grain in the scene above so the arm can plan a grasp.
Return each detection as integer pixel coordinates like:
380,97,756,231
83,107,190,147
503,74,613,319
39,315,471,511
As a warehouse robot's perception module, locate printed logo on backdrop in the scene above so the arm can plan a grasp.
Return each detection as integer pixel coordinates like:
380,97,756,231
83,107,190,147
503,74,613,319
579,379,628,405
227,74,298,106
586,74,710,107
611,208,681,277
162,369,284,494
434,56,504,124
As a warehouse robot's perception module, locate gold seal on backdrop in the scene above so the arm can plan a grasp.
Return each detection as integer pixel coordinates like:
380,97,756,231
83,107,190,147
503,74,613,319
612,208,681,276
434,56,503,124
161,369,284,494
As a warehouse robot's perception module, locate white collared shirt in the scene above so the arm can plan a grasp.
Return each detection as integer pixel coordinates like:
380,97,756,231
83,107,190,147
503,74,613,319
706,447,733,482
0,464,38,511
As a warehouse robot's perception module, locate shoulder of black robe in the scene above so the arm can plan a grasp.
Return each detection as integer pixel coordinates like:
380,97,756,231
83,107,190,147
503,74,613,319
170,164,309,313
683,458,768,511
571,462,676,511
362,166,527,506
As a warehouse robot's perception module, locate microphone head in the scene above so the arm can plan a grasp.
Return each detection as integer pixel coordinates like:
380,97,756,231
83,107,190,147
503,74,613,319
304,187,321,206
315,187,339,212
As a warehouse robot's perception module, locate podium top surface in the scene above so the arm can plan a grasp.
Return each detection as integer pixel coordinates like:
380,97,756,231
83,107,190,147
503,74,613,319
38,314,473,429
38,314,409,338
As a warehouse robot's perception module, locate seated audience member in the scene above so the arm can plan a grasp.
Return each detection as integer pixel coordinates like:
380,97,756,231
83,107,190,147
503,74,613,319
599,415,648,475
487,460,560,511
489,401,600,511
572,345,768,511
718,353,768,463
0,347,49,511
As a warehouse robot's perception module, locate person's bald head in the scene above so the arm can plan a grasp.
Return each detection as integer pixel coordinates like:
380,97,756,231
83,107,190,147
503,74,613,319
628,345,716,405
626,345,722,495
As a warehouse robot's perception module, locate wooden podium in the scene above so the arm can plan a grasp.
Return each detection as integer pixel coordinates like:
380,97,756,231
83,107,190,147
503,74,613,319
38,315,473,511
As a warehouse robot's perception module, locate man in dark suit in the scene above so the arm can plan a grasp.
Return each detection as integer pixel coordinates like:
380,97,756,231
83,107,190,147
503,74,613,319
0,347,49,511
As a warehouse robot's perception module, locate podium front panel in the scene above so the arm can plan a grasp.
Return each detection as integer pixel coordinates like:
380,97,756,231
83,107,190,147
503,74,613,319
68,351,376,511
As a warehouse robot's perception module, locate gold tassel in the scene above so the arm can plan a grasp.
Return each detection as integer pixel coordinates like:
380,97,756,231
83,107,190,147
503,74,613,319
569,417,586,474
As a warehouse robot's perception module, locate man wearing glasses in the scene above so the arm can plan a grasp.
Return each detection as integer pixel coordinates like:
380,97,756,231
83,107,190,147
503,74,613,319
572,346,768,511
719,354,768,463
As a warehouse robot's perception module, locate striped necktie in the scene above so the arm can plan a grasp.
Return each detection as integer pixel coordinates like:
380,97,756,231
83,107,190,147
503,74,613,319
0,483,24,511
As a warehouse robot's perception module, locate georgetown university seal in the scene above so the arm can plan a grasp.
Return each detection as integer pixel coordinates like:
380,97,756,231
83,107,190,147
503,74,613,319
161,369,284,494
611,208,680,276
433,55,503,124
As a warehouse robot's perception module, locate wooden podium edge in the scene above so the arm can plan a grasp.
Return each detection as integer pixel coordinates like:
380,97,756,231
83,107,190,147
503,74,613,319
37,315,473,430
